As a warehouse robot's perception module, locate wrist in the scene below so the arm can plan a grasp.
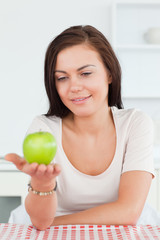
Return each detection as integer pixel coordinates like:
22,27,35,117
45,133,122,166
30,178,56,192
28,181,57,196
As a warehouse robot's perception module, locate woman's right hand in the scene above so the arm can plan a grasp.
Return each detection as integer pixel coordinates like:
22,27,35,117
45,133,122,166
5,153,61,189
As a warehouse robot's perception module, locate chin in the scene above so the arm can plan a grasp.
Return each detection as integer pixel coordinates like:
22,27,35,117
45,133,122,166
73,111,94,118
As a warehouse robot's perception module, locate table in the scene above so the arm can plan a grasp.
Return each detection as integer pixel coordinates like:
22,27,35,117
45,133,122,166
0,223,160,240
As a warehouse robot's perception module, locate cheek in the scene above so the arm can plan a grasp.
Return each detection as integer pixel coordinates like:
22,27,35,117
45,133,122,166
55,82,63,95
92,78,109,92
56,85,68,101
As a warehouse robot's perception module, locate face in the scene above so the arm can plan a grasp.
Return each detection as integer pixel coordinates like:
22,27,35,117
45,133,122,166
54,44,112,118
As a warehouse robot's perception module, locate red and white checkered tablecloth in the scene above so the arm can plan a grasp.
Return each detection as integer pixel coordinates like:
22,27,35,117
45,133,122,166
0,223,160,240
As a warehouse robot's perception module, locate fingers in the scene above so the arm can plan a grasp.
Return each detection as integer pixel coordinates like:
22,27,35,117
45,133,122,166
35,164,48,177
5,153,61,181
24,162,61,180
46,164,55,175
35,163,61,178
54,164,61,176
5,153,26,170
22,162,39,175
5,153,23,163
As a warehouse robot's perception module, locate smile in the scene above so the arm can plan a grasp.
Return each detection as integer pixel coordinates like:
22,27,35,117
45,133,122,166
71,95,91,103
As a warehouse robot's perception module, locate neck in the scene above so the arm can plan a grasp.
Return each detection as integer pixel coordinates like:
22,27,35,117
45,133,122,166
68,106,113,136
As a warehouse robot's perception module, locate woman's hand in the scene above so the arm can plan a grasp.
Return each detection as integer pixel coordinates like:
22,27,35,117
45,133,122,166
5,153,60,230
5,153,61,188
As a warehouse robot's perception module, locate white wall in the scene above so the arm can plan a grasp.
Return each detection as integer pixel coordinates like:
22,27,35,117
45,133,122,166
1,0,160,157
0,0,113,156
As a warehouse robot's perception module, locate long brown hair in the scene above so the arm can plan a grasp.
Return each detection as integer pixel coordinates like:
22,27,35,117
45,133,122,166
44,25,123,117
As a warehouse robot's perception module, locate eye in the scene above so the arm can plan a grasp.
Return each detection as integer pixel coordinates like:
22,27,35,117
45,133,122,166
81,72,92,77
56,76,68,81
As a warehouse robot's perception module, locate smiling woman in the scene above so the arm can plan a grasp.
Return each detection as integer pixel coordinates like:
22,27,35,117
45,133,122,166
5,25,159,230
44,25,122,118
54,44,112,118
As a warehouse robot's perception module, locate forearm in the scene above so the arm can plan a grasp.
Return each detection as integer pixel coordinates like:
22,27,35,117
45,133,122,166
5,154,61,229
52,171,152,227
25,180,57,230
52,201,139,226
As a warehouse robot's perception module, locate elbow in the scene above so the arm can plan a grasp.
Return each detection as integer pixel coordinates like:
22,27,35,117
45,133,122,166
125,215,138,226
25,206,54,230
122,207,141,225
31,218,53,231
130,211,141,225
25,197,55,231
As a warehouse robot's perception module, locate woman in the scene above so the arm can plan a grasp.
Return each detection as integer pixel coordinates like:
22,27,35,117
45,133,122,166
5,25,154,230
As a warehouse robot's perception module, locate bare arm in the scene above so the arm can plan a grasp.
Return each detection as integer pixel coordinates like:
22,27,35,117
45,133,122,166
52,171,152,226
5,153,61,230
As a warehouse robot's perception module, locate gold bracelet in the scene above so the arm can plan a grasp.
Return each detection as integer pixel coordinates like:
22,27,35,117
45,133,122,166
28,182,57,196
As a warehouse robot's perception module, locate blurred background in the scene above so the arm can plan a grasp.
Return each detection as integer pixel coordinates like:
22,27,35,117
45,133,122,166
0,0,160,223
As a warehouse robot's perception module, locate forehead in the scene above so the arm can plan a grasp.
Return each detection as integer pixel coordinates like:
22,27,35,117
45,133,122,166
55,44,102,69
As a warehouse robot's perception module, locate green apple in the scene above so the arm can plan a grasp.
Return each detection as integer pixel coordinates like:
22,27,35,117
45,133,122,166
23,132,57,165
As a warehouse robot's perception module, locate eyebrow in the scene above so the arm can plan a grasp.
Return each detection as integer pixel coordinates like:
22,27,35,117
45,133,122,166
54,64,96,74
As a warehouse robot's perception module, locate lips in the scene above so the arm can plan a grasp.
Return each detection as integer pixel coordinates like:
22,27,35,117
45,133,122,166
71,95,91,103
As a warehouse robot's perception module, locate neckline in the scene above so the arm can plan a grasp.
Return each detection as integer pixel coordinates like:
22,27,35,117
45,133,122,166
59,107,118,178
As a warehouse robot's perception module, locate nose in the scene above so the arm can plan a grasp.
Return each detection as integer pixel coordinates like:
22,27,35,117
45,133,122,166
70,77,83,93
